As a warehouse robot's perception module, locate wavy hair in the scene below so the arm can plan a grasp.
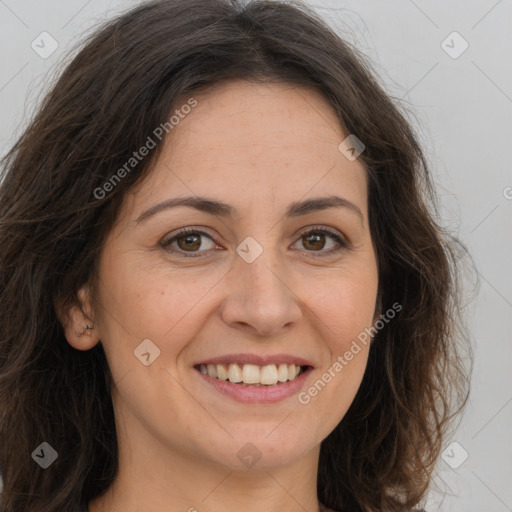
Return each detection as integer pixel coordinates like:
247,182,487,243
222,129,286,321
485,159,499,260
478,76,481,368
0,1,471,511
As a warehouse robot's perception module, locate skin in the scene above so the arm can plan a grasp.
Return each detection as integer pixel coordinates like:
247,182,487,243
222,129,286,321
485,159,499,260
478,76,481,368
59,79,379,512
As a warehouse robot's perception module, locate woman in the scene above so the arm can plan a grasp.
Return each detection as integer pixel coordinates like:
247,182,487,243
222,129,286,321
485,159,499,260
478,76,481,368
0,1,471,511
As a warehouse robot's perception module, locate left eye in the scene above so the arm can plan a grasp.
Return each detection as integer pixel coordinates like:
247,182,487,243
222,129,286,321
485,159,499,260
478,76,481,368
293,228,346,255
162,227,346,258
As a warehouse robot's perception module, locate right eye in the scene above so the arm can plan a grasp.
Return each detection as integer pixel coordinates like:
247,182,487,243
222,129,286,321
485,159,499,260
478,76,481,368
161,228,220,258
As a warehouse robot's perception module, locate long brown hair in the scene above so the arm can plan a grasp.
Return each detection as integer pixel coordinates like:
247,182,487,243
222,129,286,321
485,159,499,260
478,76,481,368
0,1,471,511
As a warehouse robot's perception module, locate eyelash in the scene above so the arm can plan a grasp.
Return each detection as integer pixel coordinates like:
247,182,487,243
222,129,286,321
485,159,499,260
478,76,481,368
161,225,348,259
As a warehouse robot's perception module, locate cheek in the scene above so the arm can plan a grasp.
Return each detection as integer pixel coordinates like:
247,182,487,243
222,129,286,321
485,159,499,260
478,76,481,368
299,276,375,433
93,251,228,386
309,265,378,346
96,248,217,337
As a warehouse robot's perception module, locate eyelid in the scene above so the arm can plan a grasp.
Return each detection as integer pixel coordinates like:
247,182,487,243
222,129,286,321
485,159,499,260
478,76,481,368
161,225,349,258
294,224,348,244
161,227,219,258
292,225,349,258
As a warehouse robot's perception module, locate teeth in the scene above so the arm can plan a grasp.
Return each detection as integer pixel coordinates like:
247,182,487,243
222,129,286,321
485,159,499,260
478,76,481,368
242,364,260,384
199,363,304,385
228,363,242,383
277,363,288,382
216,364,229,381
207,365,217,378
260,364,278,385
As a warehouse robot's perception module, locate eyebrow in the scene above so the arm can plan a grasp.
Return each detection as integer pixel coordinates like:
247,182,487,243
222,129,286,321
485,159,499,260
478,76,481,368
135,195,364,225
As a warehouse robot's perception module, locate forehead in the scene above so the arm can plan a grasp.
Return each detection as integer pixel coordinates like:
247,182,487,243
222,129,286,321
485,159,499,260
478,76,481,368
126,80,368,220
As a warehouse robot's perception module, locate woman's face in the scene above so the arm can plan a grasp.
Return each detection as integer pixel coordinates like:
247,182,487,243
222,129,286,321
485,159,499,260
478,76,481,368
76,80,378,471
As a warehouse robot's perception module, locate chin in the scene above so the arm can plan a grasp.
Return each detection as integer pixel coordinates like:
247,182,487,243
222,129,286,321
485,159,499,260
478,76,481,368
200,423,318,471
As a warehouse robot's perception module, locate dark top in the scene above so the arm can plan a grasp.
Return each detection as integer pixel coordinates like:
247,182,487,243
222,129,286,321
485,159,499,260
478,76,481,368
323,508,425,512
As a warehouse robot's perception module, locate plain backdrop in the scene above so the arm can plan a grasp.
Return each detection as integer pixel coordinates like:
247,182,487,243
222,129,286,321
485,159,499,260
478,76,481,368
1,1,511,511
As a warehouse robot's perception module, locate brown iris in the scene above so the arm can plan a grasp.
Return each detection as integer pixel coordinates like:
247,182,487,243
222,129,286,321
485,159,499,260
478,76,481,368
177,233,202,251
302,232,326,251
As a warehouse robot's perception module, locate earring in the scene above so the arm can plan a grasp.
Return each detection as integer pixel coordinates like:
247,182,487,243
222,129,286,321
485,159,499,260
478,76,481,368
79,324,94,336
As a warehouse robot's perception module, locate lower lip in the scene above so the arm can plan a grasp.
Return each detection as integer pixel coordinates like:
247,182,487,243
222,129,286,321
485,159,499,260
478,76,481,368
194,367,313,404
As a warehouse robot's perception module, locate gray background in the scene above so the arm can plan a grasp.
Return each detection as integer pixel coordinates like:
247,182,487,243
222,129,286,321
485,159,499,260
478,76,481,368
1,1,511,510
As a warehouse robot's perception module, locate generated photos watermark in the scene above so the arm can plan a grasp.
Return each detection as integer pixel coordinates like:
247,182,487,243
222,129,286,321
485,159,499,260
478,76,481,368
298,301,402,405
93,97,198,200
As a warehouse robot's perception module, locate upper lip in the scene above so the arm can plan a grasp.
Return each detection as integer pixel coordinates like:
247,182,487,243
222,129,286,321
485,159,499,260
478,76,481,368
193,353,314,368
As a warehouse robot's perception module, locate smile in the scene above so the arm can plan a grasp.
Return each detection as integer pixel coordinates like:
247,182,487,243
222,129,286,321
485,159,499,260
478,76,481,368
195,363,306,386
193,363,314,404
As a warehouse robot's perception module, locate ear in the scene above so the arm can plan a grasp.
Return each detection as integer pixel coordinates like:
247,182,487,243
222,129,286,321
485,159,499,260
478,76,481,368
54,284,100,351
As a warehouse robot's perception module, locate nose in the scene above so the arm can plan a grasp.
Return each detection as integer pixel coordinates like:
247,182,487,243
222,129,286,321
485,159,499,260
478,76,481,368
219,246,302,337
